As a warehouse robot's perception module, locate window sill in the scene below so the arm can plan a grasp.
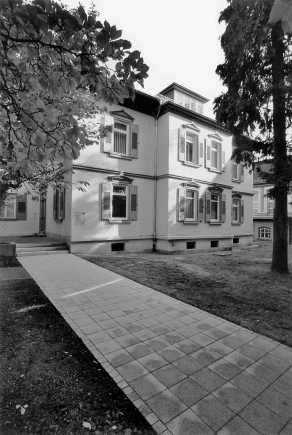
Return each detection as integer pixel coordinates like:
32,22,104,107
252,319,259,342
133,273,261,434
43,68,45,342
208,221,222,225
106,152,136,160
182,161,201,168
183,220,201,225
0,217,17,221
107,219,132,224
232,178,241,183
231,222,242,226
207,168,222,174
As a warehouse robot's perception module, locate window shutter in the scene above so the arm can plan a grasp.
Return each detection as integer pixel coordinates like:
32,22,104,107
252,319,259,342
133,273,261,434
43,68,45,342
221,147,225,172
101,183,112,220
177,186,186,221
129,185,138,220
240,164,244,182
218,143,223,171
205,139,211,168
60,188,65,221
240,198,244,223
178,128,186,162
198,195,204,221
199,141,204,166
16,194,27,220
205,190,211,222
101,113,114,153
131,124,139,158
221,192,226,223
53,188,57,220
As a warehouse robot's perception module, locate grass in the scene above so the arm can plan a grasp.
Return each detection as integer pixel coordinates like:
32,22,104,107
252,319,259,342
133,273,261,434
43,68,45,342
86,242,292,347
0,272,154,435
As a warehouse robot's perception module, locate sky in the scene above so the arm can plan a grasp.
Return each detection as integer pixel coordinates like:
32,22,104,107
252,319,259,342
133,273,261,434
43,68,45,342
66,0,229,118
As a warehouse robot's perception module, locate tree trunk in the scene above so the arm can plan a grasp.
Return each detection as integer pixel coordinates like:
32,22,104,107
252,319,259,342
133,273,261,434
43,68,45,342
271,23,289,273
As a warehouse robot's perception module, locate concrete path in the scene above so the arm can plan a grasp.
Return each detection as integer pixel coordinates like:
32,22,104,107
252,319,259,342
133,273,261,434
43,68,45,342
19,253,292,435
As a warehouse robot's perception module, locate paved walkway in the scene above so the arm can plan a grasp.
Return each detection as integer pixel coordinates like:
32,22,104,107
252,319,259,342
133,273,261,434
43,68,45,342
19,254,292,435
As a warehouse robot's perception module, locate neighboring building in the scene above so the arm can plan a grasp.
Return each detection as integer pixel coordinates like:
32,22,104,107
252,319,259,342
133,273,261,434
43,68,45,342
0,83,254,253
253,161,292,243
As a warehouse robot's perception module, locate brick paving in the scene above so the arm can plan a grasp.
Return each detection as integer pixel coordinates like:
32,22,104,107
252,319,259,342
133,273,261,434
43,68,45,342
19,253,292,435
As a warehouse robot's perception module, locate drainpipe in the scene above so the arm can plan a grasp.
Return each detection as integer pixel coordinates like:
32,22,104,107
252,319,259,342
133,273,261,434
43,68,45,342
153,98,162,251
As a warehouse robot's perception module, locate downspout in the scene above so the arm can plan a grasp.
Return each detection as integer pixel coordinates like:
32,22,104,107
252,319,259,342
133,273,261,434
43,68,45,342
153,98,162,251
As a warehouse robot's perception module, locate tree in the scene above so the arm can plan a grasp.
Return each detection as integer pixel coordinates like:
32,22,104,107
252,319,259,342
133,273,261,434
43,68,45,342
214,0,292,273
0,0,148,194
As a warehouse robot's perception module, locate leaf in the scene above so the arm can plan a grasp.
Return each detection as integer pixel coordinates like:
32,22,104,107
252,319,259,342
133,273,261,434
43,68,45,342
82,421,92,430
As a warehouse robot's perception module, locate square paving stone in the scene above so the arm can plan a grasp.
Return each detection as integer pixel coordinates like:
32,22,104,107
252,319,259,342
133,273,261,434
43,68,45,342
146,338,169,352
118,334,141,347
152,364,186,388
237,343,267,361
256,386,292,418
217,416,260,435
190,349,219,368
279,420,292,435
167,409,215,435
176,339,202,355
146,389,187,424
205,342,233,358
126,343,153,359
170,378,209,407
192,393,235,432
138,353,168,372
240,400,288,435
150,326,171,335
246,361,280,383
204,328,229,340
224,350,253,369
213,382,252,413
117,361,147,382
97,339,122,355
107,349,133,368
162,333,185,345
209,359,243,380
192,333,215,347
158,346,185,363
191,368,226,392
173,355,203,376
129,373,166,400
230,371,268,397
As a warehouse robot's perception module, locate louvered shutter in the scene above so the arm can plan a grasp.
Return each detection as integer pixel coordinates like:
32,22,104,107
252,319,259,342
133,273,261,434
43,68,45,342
16,194,27,220
221,146,225,172
221,192,226,223
101,183,112,220
240,198,244,223
177,186,186,221
53,188,58,220
60,188,65,221
131,124,139,158
205,190,211,222
198,195,204,221
100,113,114,153
240,164,244,182
129,185,138,220
205,139,211,168
199,141,204,166
178,128,186,162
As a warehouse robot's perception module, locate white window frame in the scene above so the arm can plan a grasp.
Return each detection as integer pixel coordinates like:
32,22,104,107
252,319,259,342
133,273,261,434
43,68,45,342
0,194,17,219
113,118,131,156
185,130,199,165
232,162,240,181
210,191,220,222
258,226,272,240
210,141,221,170
111,184,128,220
232,197,241,224
184,188,198,221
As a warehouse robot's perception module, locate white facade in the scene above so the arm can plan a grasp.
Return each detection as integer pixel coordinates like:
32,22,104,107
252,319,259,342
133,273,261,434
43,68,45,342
1,83,254,252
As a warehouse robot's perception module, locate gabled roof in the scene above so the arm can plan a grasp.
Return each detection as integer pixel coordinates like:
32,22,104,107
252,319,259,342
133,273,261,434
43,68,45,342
159,82,209,103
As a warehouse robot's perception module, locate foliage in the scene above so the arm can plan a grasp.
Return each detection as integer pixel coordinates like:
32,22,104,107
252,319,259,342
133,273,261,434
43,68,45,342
0,0,148,192
214,0,292,184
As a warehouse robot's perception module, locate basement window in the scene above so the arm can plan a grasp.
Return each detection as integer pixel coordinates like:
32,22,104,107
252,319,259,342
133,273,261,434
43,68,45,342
210,240,219,248
111,242,125,252
186,241,196,250
233,237,239,244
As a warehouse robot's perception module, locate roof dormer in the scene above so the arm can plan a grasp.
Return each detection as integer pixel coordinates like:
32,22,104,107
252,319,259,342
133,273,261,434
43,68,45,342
159,82,209,115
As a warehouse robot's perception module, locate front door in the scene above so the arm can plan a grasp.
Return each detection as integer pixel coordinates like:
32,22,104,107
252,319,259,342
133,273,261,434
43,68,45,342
39,192,46,235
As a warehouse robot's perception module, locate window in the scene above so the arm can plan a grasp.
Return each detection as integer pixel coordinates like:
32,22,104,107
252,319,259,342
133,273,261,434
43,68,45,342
210,192,220,221
111,242,125,252
232,197,240,223
113,121,129,155
112,185,127,219
233,237,239,244
185,131,199,164
185,189,198,219
232,163,240,180
0,195,16,219
211,240,219,248
258,226,272,240
53,186,65,222
101,182,138,222
211,141,220,170
186,241,196,249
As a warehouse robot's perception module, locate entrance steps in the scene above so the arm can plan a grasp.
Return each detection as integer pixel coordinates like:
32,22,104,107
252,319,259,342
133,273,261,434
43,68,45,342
16,241,68,257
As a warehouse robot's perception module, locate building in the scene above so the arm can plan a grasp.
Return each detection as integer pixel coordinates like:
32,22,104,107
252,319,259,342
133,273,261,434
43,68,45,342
253,161,292,243
0,83,254,253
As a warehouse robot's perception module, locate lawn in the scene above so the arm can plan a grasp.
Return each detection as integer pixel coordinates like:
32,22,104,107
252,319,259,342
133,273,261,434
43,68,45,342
0,268,154,435
86,242,292,347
